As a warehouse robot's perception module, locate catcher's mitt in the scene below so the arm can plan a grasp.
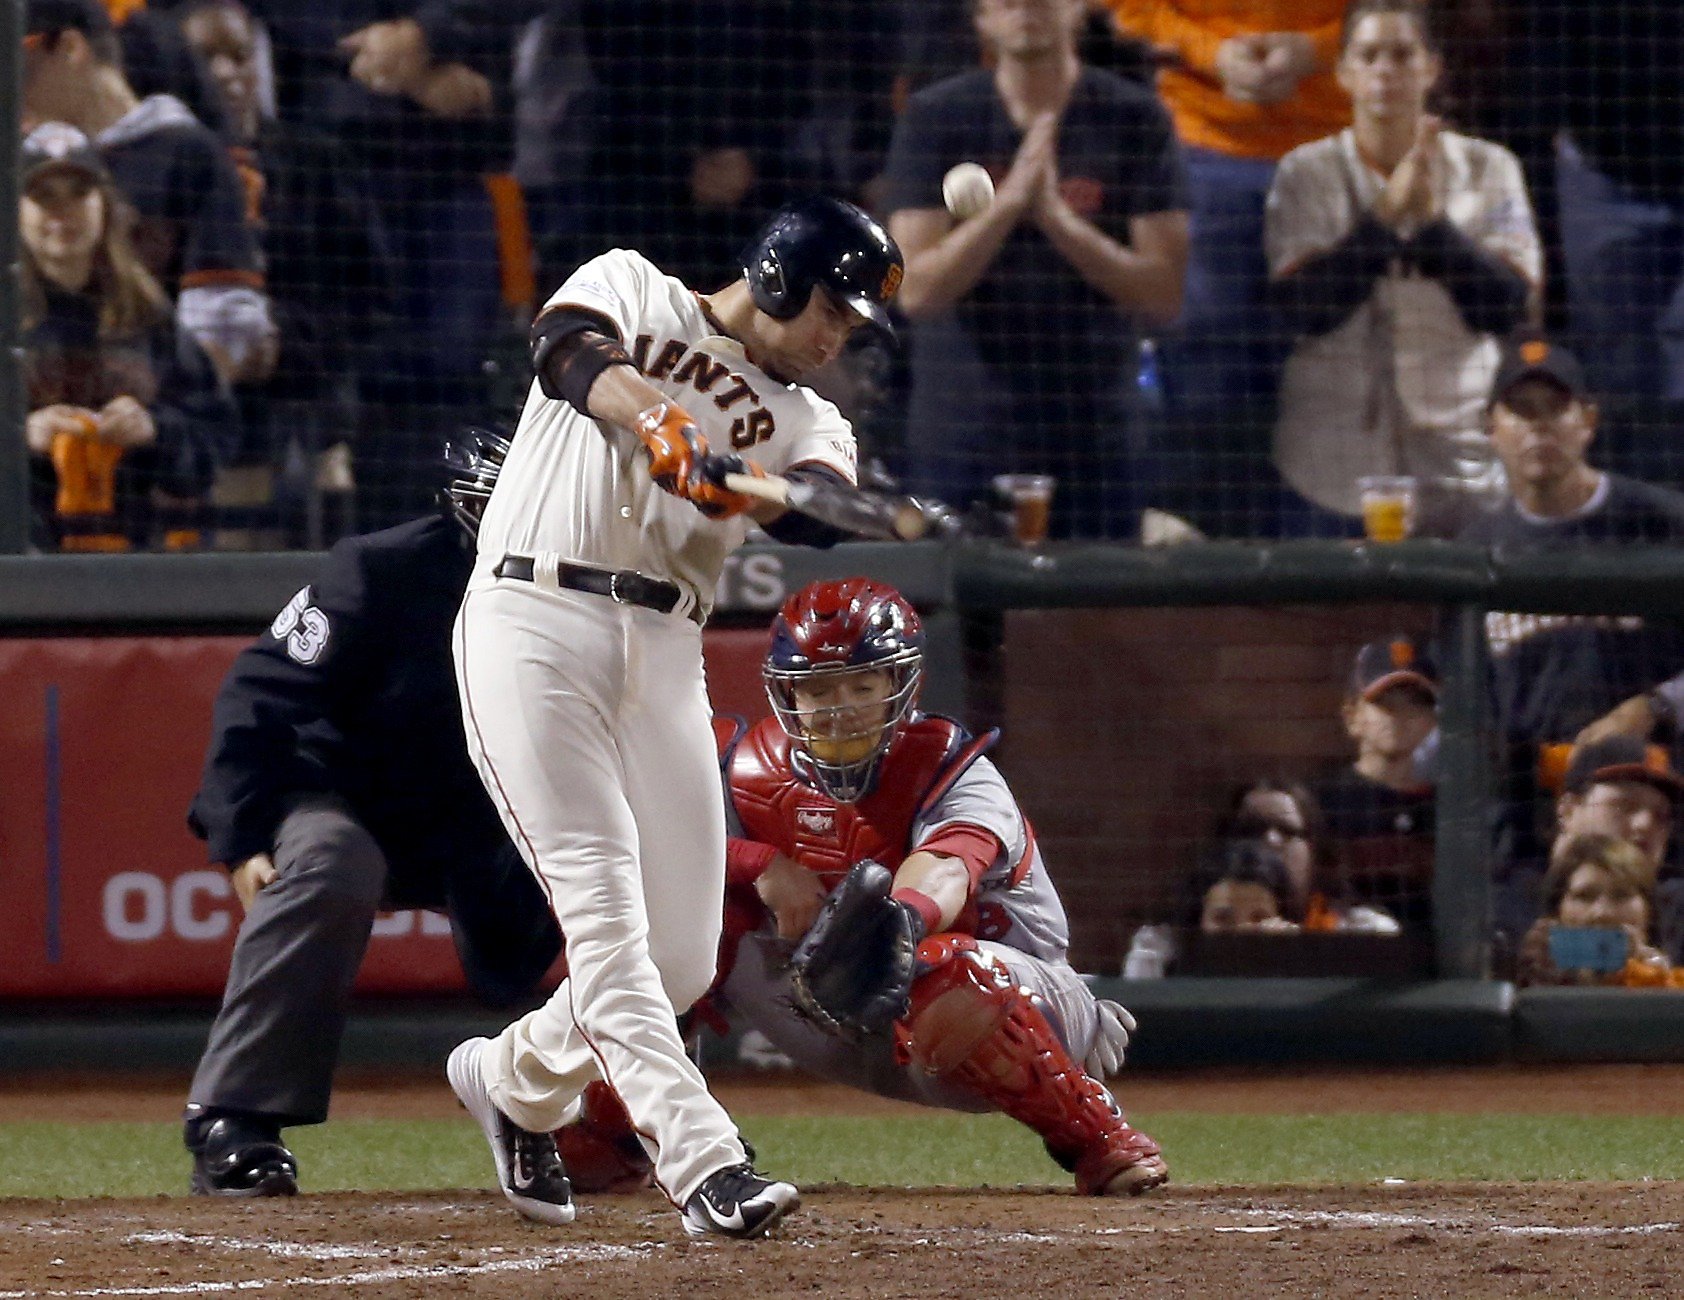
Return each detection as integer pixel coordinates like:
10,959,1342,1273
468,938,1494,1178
787,860,922,1038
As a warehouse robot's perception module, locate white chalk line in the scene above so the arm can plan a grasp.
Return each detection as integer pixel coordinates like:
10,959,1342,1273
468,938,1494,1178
5,1206,1680,1296
877,1209,1683,1249
0,1242,655,1299
122,1232,408,1262
1228,1207,1682,1237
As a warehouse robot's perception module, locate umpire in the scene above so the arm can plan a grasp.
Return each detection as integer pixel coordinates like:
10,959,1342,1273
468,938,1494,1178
182,431,562,1196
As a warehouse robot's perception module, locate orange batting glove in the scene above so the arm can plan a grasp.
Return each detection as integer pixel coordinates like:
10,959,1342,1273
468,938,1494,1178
633,403,766,518
631,401,708,498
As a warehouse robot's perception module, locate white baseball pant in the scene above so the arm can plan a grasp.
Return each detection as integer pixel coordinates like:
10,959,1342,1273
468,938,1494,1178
454,578,746,1205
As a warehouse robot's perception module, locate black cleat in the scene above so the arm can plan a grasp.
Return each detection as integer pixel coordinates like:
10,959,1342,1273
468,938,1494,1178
447,1037,575,1225
187,1116,299,1197
682,1162,800,1239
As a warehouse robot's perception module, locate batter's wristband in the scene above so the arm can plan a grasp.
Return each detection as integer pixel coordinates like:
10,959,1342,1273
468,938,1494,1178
726,836,777,885
891,887,943,937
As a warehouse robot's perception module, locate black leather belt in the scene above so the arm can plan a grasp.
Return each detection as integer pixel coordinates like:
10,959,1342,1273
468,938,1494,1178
495,554,686,617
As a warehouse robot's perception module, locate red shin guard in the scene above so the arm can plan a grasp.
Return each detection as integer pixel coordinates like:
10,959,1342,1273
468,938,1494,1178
897,934,1168,1196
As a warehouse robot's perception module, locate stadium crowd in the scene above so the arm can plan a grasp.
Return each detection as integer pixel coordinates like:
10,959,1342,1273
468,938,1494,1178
18,0,1684,985
14,0,1684,551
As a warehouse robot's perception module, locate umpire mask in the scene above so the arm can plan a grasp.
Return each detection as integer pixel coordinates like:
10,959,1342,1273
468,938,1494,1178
441,427,512,540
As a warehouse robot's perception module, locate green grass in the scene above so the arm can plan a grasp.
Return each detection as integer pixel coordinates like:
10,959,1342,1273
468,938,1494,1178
5,1113,1684,1200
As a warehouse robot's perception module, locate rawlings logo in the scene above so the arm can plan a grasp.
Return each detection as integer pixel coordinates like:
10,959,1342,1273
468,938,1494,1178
795,807,837,838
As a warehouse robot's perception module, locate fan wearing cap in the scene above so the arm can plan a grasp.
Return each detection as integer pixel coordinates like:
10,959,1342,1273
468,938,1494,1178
1463,333,1684,930
1558,737,1684,876
1516,834,1681,988
1461,332,1684,547
19,121,235,550
1497,735,1684,966
1314,637,1438,927
23,0,274,387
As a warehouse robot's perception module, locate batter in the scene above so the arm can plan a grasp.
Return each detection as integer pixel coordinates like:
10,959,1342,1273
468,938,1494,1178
448,197,904,1239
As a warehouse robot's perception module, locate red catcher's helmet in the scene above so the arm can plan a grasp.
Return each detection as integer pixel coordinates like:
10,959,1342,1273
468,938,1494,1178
763,578,924,802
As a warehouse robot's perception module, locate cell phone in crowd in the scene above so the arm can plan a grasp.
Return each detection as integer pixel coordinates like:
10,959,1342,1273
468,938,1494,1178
1548,925,1631,974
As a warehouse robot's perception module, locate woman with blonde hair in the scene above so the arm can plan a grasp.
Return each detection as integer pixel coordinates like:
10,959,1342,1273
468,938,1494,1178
20,122,234,550
1518,833,1683,987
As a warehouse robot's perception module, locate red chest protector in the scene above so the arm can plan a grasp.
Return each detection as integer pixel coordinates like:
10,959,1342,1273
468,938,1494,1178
726,713,997,889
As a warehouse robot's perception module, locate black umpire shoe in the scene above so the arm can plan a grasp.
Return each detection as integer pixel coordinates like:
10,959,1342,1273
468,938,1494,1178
682,1163,801,1239
447,1037,575,1225
186,1115,299,1197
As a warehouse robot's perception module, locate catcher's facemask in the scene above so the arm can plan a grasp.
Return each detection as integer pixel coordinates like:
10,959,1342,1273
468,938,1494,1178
763,577,924,803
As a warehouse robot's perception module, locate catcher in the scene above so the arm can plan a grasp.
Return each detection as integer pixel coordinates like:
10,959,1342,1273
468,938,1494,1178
560,578,1165,1197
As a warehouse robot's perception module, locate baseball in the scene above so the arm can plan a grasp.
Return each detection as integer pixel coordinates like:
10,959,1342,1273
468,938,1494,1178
942,162,995,220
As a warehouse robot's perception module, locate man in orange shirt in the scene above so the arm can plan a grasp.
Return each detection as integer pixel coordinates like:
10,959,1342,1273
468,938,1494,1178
1107,1,1350,529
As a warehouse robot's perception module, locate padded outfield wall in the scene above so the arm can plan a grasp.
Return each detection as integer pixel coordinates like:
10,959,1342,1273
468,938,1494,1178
4,537,1684,1064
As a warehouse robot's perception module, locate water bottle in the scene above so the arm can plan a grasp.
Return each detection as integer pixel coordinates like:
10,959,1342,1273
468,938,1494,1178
1135,338,1165,417
1122,924,1174,979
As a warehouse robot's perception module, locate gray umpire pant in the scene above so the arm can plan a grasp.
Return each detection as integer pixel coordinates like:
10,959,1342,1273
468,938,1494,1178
188,796,386,1126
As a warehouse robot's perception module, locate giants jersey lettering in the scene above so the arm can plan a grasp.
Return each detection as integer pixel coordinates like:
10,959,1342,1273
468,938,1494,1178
726,715,1073,962
473,249,857,615
631,335,781,452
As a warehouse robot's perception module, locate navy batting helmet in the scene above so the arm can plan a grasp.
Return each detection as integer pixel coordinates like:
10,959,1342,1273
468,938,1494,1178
763,578,923,802
440,428,511,540
742,197,903,336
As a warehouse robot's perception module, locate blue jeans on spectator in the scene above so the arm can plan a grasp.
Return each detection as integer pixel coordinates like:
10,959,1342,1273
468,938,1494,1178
358,177,504,528
384,182,503,386
898,311,1152,540
1556,136,1684,400
1152,148,1289,539
1272,483,1365,540
1161,148,1283,419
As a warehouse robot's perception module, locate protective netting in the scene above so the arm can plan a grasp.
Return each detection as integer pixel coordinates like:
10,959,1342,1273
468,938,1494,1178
18,1,1684,550
978,589,1684,984
980,604,1442,979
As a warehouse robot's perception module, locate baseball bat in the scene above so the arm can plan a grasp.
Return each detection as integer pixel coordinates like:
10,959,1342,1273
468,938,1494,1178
722,471,932,542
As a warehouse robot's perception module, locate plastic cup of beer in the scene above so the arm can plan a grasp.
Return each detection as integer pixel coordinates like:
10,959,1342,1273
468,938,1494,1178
1357,475,1417,542
993,474,1055,547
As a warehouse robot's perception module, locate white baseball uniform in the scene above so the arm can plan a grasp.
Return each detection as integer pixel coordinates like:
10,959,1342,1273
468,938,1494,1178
453,248,856,1206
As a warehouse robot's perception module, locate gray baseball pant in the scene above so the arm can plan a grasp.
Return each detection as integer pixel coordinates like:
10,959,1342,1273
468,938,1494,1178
188,796,385,1126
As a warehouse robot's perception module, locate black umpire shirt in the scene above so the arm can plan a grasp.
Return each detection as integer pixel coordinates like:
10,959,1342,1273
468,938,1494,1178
188,513,513,912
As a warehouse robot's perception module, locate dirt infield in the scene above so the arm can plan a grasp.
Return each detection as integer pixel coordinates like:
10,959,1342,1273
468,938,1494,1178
2,1183,1680,1299
4,1067,1684,1298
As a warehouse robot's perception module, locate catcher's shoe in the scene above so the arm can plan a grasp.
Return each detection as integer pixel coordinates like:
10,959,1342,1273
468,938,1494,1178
681,1163,800,1239
447,1037,575,1225
187,1115,299,1198
1070,1125,1170,1197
